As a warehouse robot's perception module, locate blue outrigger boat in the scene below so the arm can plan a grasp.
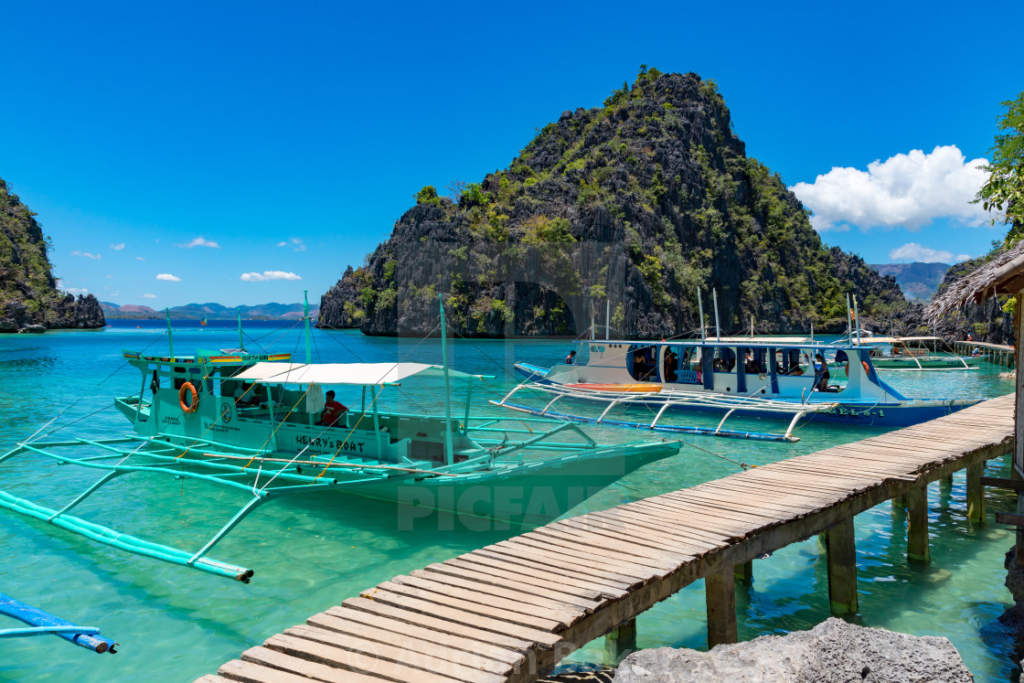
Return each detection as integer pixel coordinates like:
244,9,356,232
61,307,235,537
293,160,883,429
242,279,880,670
0,594,116,654
496,337,984,441
0,295,679,582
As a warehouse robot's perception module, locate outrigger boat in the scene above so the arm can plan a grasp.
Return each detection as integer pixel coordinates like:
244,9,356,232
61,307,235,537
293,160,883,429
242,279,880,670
495,294,983,440
0,295,679,582
866,336,979,370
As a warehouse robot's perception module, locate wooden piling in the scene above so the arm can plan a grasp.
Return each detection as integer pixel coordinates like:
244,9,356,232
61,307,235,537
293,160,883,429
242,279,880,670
966,462,985,523
826,517,858,616
605,617,636,664
734,560,753,587
706,567,737,649
907,485,930,563
892,494,906,512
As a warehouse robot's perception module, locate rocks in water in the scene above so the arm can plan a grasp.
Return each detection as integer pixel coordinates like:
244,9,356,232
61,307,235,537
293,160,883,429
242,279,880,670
318,68,906,338
613,618,972,682
1005,546,1024,603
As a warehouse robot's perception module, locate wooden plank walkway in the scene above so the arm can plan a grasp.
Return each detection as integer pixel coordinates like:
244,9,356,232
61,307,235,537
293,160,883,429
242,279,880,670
195,394,1015,683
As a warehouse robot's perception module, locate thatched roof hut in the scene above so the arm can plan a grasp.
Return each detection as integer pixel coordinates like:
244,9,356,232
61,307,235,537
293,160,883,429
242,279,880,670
927,241,1024,322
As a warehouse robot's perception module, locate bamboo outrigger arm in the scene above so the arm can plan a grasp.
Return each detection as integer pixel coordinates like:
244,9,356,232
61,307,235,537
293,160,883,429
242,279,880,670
0,435,444,583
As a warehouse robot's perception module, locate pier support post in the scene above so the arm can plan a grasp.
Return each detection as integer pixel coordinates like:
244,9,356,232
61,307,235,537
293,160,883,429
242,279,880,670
966,461,985,523
606,617,636,664
892,495,906,513
826,516,858,616
734,560,753,587
907,485,930,563
706,567,737,649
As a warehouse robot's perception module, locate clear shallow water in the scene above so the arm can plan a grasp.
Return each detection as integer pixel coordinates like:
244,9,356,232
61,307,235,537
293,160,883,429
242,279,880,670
0,322,1019,681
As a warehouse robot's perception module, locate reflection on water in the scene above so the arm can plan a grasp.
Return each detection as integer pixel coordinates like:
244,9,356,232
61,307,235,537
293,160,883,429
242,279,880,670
0,322,1020,682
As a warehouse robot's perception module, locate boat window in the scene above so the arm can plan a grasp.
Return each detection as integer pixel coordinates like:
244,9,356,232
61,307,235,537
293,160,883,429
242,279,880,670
715,347,736,372
779,348,806,376
627,345,658,382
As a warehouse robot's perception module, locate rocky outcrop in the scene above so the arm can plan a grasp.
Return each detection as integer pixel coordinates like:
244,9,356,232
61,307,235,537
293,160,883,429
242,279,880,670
318,68,905,338
613,618,972,682
0,177,105,332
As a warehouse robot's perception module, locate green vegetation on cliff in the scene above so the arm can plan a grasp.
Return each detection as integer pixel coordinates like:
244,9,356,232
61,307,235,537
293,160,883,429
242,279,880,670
319,68,905,338
1,177,104,331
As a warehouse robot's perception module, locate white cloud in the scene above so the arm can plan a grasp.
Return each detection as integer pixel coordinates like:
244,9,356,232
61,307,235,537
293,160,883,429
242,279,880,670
106,274,114,278
110,243,125,250
278,237,306,252
790,145,993,232
136,257,145,261
240,271,302,282
72,250,101,259
142,293,157,299
65,287,88,295
888,243,971,264
156,273,181,281
176,236,220,248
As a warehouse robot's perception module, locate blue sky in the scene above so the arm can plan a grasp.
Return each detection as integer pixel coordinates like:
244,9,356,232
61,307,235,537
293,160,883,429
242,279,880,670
1,0,1021,307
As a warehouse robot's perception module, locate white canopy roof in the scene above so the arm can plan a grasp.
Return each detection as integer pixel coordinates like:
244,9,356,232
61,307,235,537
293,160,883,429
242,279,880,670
232,362,485,386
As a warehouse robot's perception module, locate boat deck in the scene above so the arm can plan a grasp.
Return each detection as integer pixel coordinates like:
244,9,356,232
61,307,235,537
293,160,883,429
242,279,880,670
194,394,1015,683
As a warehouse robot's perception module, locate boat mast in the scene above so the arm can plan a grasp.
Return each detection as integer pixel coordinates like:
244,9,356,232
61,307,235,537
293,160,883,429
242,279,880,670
165,308,174,357
439,293,454,466
853,294,861,348
697,289,706,342
712,289,721,341
302,290,312,364
605,299,610,340
237,310,244,352
846,294,854,346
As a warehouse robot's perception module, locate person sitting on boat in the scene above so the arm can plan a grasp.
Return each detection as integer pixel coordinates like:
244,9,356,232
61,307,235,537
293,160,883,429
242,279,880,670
565,350,577,365
972,347,981,357
743,350,757,374
234,383,262,407
316,390,348,427
814,353,831,391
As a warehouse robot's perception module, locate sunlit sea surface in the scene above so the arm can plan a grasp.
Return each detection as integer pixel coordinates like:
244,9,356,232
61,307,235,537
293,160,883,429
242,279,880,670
0,321,1020,681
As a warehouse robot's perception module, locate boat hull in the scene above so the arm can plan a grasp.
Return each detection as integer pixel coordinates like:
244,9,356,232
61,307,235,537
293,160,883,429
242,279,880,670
514,362,983,429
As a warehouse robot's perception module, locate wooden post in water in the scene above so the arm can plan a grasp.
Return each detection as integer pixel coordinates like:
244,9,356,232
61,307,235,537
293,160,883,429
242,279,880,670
734,560,753,587
605,617,637,663
1015,295,1024,564
826,517,858,616
966,461,986,523
892,494,906,512
705,567,737,648
907,485,930,563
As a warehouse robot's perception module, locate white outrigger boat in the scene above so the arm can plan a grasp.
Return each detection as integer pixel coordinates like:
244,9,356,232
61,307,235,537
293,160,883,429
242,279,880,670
495,294,983,440
0,296,679,582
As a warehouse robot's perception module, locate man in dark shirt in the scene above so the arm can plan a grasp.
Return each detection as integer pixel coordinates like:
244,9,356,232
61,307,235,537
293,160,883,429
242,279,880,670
317,390,348,427
565,350,577,365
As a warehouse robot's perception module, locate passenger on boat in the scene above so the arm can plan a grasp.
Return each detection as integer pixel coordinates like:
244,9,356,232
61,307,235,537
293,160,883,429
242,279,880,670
972,347,981,357
743,350,757,374
234,383,261,407
664,348,678,382
565,350,577,365
316,390,348,427
814,353,831,391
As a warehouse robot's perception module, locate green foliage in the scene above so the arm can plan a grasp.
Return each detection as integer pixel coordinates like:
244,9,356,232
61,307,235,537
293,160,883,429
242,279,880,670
491,298,514,323
377,288,397,310
521,216,575,245
975,91,1024,244
359,286,377,310
415,185,441,207
383,259,397,282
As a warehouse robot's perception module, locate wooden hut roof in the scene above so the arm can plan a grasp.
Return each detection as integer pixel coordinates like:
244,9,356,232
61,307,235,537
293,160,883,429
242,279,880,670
927,241,1024,322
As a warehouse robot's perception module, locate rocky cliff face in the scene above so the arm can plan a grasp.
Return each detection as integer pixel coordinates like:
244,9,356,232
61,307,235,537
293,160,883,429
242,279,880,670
0,177,105,332
319,68,905,338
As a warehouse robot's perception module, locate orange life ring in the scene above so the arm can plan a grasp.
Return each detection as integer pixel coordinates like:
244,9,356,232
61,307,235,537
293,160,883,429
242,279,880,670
179,382,199,413
862,360,870,376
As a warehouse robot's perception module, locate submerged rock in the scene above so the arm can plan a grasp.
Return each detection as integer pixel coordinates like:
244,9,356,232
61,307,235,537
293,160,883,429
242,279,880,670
613,618,972,682
1005,546,1024,603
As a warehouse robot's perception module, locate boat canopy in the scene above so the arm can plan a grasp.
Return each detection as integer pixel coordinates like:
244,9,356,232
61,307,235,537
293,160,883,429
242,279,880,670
232,362,489,386
594,339,878,351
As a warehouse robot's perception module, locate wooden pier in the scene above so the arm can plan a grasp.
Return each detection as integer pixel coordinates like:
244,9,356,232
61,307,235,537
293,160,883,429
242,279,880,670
954,340,1016,368
195,395,1015,683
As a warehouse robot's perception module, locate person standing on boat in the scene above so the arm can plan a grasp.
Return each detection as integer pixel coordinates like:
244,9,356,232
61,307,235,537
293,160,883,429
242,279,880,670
316,390,348,427
814,353,830,391
565,350,577,365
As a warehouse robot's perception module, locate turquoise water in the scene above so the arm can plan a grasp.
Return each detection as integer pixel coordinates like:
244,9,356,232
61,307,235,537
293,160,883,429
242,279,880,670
0,322,1020,681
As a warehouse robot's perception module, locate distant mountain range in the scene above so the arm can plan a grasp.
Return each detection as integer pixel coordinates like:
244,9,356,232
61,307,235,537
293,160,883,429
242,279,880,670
868,262,952,301
100,302,319,320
